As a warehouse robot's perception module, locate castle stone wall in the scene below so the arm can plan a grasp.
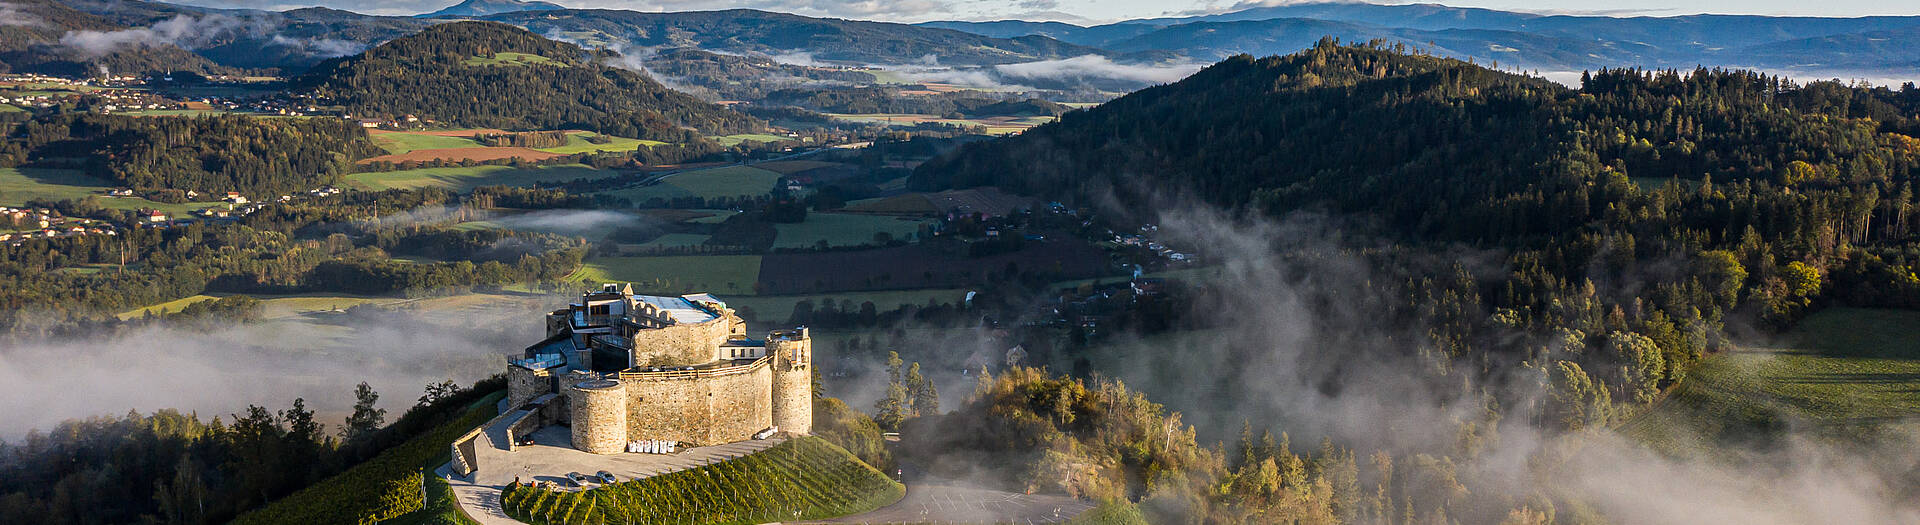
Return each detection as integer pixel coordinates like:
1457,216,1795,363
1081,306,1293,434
769,334,813,435
507,365,553,410
621,361,772,446
569,380,627,455
627,318,735,366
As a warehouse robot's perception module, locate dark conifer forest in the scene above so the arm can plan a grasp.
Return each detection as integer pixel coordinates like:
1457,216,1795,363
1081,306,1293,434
295,21,763,139
918,39,1920,434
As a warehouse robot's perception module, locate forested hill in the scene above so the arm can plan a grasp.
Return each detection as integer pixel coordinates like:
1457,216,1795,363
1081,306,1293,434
295,21,761,139
919,41,1920,421
484,8,1105,66
0,0,242,77
917,40,1920,253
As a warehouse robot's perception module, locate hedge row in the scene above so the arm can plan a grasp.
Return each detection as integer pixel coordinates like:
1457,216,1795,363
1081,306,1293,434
502,436,904,525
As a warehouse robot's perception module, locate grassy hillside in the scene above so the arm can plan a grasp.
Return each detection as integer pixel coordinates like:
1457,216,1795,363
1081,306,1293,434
1622,308,1920,456
500,436,904,525
232,390,504,525
598,165,780,205
346,164,624,191
568,255,763,296
0,168,219,214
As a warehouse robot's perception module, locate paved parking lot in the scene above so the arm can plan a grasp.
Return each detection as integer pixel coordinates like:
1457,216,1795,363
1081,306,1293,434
440,418,781,525
803,482,1093,524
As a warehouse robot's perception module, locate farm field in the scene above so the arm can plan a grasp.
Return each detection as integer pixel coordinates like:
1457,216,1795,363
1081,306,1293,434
639,233,711,248
756,239,1109,295
0,168,218,213
841,194,939,215
359,146,566,165
752,160,842,175
825,113,1054,135
1621,308,1920,457
346,164,626,191
713,133,793,146
117,109,245,117
727,288,969,324
535,132,665,155
568,255,763,296
598,165,780,205
772,213,931,249
369,130,483,154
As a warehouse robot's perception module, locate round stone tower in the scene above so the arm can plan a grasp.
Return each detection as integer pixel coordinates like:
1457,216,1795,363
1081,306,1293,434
568,379,627,454
768,327,813,435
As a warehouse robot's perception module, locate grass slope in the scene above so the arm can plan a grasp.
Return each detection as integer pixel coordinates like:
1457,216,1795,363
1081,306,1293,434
600,165,780,205
1622,308,1920,456
372,132,485,155
535,132,665,155
347,164,624,191
500,437,903,525
772,213,930,249
568,255,763,296
0,168,217,214
726,289,968,323
232,391,504,525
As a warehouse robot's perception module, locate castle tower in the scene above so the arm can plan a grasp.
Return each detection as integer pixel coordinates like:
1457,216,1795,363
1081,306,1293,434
568,379,627,454
768,327,813,435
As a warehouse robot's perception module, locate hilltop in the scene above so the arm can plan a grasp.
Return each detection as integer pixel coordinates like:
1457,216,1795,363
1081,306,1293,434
418,0,565,19
484,8,1106,66
919,42,1920,453
295,21,761,139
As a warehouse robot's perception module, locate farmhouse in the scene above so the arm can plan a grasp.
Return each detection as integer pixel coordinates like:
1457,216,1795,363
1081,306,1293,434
501,284,813,455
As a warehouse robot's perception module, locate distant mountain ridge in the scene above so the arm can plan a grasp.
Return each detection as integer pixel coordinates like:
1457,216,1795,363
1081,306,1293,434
418,0,565,19
921,2,1920,77
482,8,1107,66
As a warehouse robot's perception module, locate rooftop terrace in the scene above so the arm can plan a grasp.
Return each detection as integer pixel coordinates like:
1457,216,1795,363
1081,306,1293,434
636,294,720,325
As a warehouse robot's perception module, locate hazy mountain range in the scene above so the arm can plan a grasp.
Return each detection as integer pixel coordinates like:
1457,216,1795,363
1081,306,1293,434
417,0,563,19
6,0,1918,85
922,3,1920,80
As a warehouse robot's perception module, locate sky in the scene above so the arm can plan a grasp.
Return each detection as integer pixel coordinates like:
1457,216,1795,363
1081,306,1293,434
169,0,1920,25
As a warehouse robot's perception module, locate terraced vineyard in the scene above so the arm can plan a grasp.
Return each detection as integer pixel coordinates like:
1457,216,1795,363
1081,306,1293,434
500,437,903,525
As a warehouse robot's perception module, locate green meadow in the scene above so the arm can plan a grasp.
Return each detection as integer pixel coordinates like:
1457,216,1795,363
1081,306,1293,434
567,255,764,296
0,168,218,214
1622,308,1920,457
370,132,483,154
346,164,625,191
599,165,781,205
772,213,930,248
536,132,666,155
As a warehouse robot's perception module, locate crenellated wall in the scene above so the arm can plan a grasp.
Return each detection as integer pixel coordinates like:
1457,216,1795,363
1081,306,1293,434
619,359,773,446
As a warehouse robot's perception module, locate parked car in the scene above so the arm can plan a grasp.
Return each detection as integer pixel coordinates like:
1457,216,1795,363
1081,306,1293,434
566,472,589,487
597,471,618,484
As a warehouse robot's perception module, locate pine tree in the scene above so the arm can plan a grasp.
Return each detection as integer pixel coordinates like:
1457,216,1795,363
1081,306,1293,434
905,362,939,416
874,352,909,430
342,382,386,443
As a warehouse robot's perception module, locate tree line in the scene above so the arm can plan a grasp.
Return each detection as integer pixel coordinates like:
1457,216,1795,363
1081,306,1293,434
0,112,382,196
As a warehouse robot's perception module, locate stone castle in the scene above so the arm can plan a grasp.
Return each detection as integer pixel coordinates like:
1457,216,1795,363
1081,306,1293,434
506,284,812,454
